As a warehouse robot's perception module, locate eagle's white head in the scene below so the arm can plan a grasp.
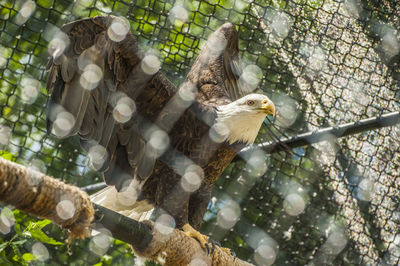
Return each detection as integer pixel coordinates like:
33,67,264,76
214,93,275,145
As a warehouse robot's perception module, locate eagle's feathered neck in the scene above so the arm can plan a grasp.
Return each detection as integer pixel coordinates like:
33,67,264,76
214,102,268,145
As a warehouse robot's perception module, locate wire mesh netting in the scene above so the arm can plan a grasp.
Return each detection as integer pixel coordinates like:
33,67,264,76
1,0,400,265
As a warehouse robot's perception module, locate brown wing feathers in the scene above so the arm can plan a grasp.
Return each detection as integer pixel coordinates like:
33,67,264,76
183,22,246,110
46,16,175,190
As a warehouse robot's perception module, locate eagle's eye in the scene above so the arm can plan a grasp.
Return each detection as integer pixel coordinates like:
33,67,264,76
246,100,255,106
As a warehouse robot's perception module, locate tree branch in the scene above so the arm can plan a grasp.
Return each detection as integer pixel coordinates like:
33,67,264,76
0,157,253,266
0,157,93,240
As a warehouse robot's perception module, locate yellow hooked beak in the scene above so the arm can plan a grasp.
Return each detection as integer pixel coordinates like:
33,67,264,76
258,99,276,117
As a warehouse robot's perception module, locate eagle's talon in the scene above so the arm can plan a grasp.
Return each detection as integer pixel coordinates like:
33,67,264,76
211,242,216,255
182,224,234,256
204,242,211,254
182,223,209,249
207,238,219,254
220,247,234,256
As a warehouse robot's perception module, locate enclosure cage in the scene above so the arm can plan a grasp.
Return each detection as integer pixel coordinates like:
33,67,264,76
0,0,400,265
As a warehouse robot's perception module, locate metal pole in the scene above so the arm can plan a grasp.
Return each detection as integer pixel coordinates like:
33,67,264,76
241,111,400,155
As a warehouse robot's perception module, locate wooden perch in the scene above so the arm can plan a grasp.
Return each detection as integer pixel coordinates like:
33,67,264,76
0,157,93,239
0,157,253,266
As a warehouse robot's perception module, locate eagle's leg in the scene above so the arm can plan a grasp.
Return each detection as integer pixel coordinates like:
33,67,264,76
182,224,233,256
182,223,209,247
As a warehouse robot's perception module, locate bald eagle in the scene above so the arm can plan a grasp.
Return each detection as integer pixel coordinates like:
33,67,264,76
46,16,275,248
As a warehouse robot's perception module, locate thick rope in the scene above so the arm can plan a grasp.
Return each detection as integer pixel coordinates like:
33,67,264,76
0,157,253,265
0,157,93,240
133,220,253,266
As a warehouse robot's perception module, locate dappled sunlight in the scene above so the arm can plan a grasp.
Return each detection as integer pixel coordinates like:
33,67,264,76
0,0,399,265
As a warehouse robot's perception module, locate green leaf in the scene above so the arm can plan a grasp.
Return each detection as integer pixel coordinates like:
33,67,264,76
12,254,27,265
36,0,52,8
101,254,112,263
11,243,22,257
22,253,36,262
14,223,22,236
0,150,15,161
34,219,52,229
113,239,126,245
0,256,13,265
12,240,27,246
11,243,26,266
0,242,8,253
27,222,63,245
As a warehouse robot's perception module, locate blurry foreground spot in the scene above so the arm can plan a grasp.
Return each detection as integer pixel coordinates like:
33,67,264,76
283,193,305,216
88,144,108,170
217,200,240,230
141,54,161,75
268,11,291,39
107,17,129,42
379,28,400,61
239,64,262,91
112,96,136,123
245,148,268,177
179,83,198,102
56,200,76,220
0,207,15,234
80,64,103,90
15,0,36,25
32,242,49,262
317,230,348,259
0,125,11,147
116,181,139,206
274,94,298,128
155,214,176,235
0,46,11,68
181,165,203,193
90,228,112,256
209,123,230,143
48,30,69,59
52,111,75,138
207,31,228,56
21,77,41,104
148,129,170,155
169,5,189,24
357,178,375,202
254,243,276,266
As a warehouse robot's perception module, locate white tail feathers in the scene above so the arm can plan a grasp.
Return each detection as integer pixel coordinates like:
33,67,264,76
90,185,154,221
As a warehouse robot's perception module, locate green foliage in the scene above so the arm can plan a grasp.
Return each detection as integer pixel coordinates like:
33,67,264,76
0,208,136,265
0,150,16,161
0,209,63,265
14,219,63,246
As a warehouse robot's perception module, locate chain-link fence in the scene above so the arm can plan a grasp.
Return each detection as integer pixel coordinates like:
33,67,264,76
1,0,400,265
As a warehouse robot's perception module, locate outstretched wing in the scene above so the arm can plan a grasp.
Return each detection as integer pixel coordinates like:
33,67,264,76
46,16,177,190
185,22,252,110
